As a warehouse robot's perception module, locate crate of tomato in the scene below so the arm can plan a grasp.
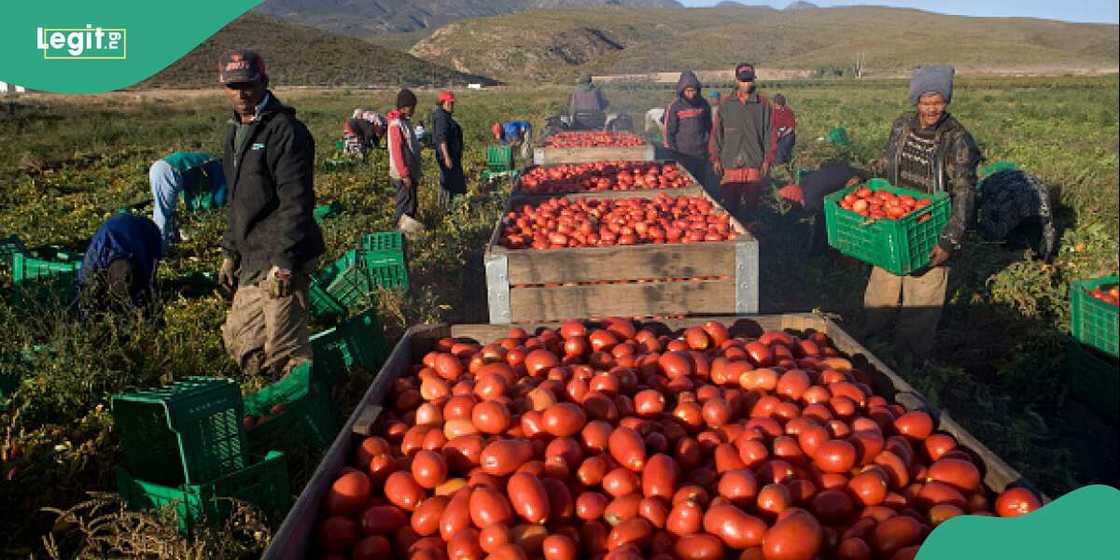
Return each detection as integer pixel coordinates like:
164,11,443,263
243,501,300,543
262,314,1043,560
484,189,758,324
824,179,951,275
514,159,703,198
534,131,655,165
1070,275,1118,358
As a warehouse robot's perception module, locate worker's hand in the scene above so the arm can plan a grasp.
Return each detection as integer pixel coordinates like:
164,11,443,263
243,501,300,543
761,162,771,177
268,266,293,298
713,161,724,178
928,245,952,268
402,176,413,188
846,175,862,187
443,155,454,169
218,258,237,293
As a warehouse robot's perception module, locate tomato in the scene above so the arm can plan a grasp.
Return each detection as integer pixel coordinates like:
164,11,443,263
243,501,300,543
507,472,551,524
703,503,766,548
327,468,372,515
814,439,857,473
470,484,515,528
761,509,822,560
384,471,424,511
893,411,935,440
363,504,410,536
542,402,588,437
994,487,1042,517
317,515,359,553
411,495,449,536
609,427,647,471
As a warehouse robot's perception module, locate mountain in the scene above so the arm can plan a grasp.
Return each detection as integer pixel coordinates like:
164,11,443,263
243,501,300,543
408,5,1119,83
255,0,682,37
142,13,494,88
785,1,818,10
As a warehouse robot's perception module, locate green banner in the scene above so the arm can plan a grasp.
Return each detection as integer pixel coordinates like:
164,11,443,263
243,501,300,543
919,484,1118,559
0,1,262,93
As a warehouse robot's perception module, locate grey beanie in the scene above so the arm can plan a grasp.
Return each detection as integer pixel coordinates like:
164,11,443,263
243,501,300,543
909,64,954,105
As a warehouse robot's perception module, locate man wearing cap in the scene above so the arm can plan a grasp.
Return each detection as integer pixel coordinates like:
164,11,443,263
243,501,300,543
491,120,534,161
387,89,424,233
215,49,326,379
568,74,610,131
432,91,466,209
862,64,980,370
710,63,777,216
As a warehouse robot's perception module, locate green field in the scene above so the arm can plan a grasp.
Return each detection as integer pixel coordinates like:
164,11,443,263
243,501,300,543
0,75,1117,557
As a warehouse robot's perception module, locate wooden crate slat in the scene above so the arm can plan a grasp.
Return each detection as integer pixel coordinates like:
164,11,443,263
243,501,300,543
509,279,735,322
504,241,737,285
533,144,655,165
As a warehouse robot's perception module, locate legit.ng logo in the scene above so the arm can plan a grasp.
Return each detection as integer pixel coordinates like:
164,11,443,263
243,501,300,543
36,25,127,60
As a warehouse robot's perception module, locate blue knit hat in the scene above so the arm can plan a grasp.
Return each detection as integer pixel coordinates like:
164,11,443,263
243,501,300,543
909,65,954,105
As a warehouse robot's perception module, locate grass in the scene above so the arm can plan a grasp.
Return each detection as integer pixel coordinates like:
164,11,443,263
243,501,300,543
0,75,1117,557
408,6,1119,83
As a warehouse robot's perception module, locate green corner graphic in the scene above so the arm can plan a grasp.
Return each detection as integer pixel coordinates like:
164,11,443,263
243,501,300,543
1,1,262,93
918,484,1120,559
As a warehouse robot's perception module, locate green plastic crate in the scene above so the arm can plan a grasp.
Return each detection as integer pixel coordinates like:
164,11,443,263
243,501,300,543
111,377,248,486
308,277,347,321
243,362,340,453
10,247,84,306
360,231,404,255
0,235,26,262
487,144,514,172
314,201,343,223
311,309,390,380
1070,275,1119,358
824,179,952,275
318,250,377,310
1064,338,1119,421
364,252,410,292
115,450,290,536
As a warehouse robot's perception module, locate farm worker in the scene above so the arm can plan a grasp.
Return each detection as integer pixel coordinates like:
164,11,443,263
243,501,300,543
148,151,227,253
643,108,665,137
977,168,1057,262
663,70,713,190
386,88,425,235
861,64,980,369
710,63,777,215
568,73,609,131
215,49,326,379
777,162,863,256
771,94,797,175
342,109,386,157
75,213,163,316
491,120,534,160
432,90,466,209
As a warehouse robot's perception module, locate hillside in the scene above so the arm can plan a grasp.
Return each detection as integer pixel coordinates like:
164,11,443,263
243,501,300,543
408,5,1119,83
142,13,495,89
255,0,682,37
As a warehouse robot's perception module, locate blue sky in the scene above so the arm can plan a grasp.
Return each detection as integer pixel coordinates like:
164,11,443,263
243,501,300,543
678,1,1120,24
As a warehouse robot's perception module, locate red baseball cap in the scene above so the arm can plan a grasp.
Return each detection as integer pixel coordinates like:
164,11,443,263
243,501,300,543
438,90,456,104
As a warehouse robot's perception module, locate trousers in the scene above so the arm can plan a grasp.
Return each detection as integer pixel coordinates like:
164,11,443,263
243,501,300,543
863,265,950,365
221,271,313,379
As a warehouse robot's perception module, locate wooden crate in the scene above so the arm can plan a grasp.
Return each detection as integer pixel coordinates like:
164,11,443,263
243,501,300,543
484,188,758,324
533,143,655,165
262,314,1039,559
511,159,705,199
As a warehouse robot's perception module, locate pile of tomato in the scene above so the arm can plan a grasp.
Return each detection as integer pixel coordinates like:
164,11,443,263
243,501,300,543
520,162,694,195
544,132,647,148
1088,285,1119,306
499,195,738,250
838,186,933,222
316,318,1043,560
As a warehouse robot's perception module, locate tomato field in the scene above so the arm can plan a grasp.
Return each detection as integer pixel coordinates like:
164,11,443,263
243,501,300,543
0,76,1117,557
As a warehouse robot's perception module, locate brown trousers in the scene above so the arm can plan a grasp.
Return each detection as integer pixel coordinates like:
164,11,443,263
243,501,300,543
222,273,313,379
863,265,950,365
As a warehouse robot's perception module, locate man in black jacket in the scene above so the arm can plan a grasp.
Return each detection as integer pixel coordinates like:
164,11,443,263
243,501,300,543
432,90,465,208
215,49,326,379
862,64,980,370
662,70,712,188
